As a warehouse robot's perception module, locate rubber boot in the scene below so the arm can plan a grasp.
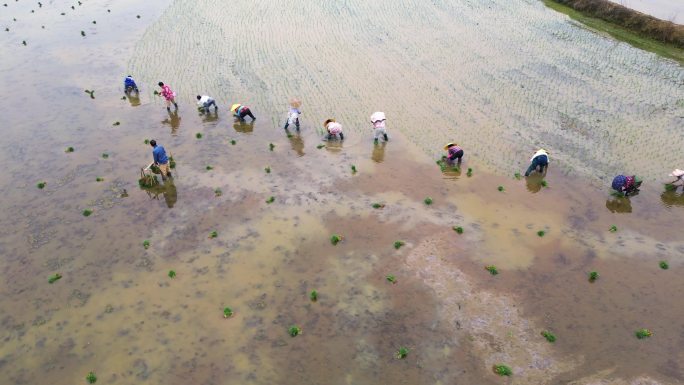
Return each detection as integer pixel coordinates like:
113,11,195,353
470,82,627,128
383,133,389,141
173,102,178,109
339,133,344,140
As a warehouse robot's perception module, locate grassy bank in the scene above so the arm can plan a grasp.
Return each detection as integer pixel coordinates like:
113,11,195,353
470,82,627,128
543,0,684,64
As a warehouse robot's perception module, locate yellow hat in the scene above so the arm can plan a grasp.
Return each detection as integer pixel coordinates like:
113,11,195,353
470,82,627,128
230,104,240,113
443,142,456,150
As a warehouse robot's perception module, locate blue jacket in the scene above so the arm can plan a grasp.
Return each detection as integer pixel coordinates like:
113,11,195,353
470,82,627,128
152,145,168,164
124,77,137,89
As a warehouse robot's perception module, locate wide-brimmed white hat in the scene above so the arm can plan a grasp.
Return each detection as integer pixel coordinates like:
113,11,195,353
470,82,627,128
370,111,385,123
669,169,684,177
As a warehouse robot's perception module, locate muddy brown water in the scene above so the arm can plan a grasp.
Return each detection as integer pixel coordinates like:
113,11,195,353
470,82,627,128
1,0,684,384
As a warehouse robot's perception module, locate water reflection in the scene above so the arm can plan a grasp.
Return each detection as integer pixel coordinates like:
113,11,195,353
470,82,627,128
127,94,141,107
660,190,684,208
371,141,386,163
233,120,254,134
525,174,543,193
162,110,181,134
200,109,219,123
605,196,632,213
140,179,178,208
288,133,305,157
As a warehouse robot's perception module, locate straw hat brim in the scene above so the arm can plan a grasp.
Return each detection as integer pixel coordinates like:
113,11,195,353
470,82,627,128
443,143,456,150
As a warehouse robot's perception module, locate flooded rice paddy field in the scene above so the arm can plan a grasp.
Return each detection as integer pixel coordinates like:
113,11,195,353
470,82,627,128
1,0,684,384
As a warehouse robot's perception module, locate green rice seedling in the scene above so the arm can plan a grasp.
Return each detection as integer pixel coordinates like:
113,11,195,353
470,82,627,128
266,196,275,204
396,347,409,359
485,265,498,275
168,270,176,278
112,121,120,126
286,133,293,138
136,15,140,18
142,240,150,249
497,185,505,192
48,273,62,284
588,271,599,282
635,328,652,339
453,226,464,234
514,172,521,180
659,261,669,270
394,241,405,250
121,96,126,100
540,180,548,187
371,203,385,209
150,164,161,174
168,156,176,169
609,225,617,232
214,188,222,197
330,234,342,245
82,209,93,217
80,30,85,36
196,133,202,139
310,290,318,302
230,139,236,145
269,143,275,151
144,139,150,144
65,146,74,153
101,153,109,159
36,181,46,189
91,20,96,24
466,168,473,177
96,177,104,182
386,274,397,284
493,364,512,376
209,231,218,239
223,307,233,318
351,165,357,173
288,325,301,337
664,183,676,192
316,144,325,149
138,175,158,188
424,197,433,205
86,371,97,384
205,165,213,171
265,166,271,173
153,90,159,95
541,330,556,342
537,230,546,237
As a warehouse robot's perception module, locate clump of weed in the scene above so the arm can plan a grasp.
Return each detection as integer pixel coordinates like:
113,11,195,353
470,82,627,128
149,164,161,174
80,30,86,36
36,181,46,189
386,274,397,284
493,364,512,376
144,139,150,144
48,273,62,284
196,132,202,139
265,166,271,173
664,183,676,192
136,14,141,18
269,143,275,151
396,347,409,359
659,261,669,270
371,203,385,209
541,180,548,187
168,270,176,278
96,177,104,182
316,144,325,149
588,271,599,282
138,175,158,188
310,290,318,302
485,265,498,275
537,230,546,237
142,240,150,249
466,168,473,177
168,156,176,169
330,234,343,245
424,197,433,205
209,231,218,239
266,196,275,204
82,209,93,217
84,89,94,98
541,330,556,342
497,185,505,192
230,139,236,145
514,172,521,180
101,153,109,159
65,146,74,153
223,307,233,318
635,328,652,339
609,225,617,232
86,371,97,384
153,90,159,95
214,188,222,197
394,241,405,250
351,165,357,174
453,226,464,234
112,121,120,126
288,325,301,337
205,165,213,171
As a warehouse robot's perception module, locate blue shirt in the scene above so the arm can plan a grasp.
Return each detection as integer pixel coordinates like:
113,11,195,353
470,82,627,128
124,77,137,89
153,145,168,164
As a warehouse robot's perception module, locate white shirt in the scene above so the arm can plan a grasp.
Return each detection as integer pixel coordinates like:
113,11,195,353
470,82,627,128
197,95,213,106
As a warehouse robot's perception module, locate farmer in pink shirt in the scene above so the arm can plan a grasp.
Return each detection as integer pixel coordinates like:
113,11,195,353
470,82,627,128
324,119,344,141
157,82,178,111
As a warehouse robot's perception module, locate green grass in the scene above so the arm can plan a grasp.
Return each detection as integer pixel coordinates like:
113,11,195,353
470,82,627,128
48,273,62,284
65,146,74,153
497,185,505,192
537,230,546,237
86,371,97,384
635,328,652,339
82,209,93,217
541,330,556,342
424,197,433,205
541,180,548,187
142,240,150,249
289,325,301,337
393,241,405,250
310,290,318,302
96,177,104,182
101,153,109,159
168,270,176,278
514,172,522,180
485,265,499,275
588,271,599,282
396,347,409,359
466,168,473,177
453,226,464,234
609,225,617,232
230,139,236,145
386,274,397,284
36,181,46,189
196,132,203,139
209,231,218,239
543,0,684,65
493,364,512,376
659,261,669,270
351,165,357,174
223,307,233,318
205,165,213,171
330,234,342,245
266,196,275,204
371,202,385,209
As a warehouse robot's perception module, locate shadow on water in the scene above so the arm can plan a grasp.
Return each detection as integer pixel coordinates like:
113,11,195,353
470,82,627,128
525,174,544,193
200,110,219,123
126,94,141,107
606,195,633,213
162,110,181,134
371,141,386,163
660,189,684,208
140,180,178,208
287,133,305,157
233,120,254,134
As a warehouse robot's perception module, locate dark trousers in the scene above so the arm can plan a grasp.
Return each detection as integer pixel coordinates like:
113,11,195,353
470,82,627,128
448,149,464,162
525,155,548,176
284,118,300,130
239,108,256,120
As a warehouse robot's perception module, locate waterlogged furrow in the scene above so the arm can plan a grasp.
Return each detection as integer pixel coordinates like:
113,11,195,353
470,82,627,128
129,0,683,180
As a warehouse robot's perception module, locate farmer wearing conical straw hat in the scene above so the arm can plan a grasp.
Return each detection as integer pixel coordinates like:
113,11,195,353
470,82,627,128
443,142,464,164
324,119,344,141
231,103,256,121
370,111,388,143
